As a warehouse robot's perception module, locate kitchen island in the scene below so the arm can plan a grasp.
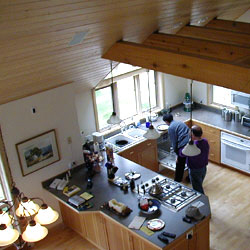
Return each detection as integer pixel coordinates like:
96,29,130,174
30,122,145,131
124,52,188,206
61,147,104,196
43,154,211,250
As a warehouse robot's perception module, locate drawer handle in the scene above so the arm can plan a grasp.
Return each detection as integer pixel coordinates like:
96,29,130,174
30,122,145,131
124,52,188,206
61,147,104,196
129,151,134,155
147,143,152,146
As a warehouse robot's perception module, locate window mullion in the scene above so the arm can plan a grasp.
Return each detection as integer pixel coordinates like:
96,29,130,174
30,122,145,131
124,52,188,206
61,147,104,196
135,75,142,116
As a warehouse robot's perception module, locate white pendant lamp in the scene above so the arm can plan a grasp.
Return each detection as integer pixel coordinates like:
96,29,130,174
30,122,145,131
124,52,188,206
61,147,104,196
182,140,201,156
0,211,13,227
182,80,201,157
16,197,39,217
107,112,122,125
143,125,160,139
143,70,160,140
106,61,122,125
34,204,59,225
0,224,19,247
22,220,48,243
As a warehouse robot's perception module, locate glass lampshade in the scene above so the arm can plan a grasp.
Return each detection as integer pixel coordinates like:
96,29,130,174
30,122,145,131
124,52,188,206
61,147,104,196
16,198,39,217
182,141,201,156
34,204,59,225
0,224,19,247
107,112,122,125
143,125,160,139
22,220,48,243
0,211,13,227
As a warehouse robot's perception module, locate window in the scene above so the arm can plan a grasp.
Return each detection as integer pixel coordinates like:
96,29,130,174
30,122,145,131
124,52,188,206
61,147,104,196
94,65,159,131
95,86,113,129
212,85,234,107
117,76,137,120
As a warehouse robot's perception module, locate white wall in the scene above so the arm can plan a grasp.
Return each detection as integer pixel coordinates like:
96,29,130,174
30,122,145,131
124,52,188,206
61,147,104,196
0,84,83,222
75,89,96,143
191,80,208,105
160,73,188,107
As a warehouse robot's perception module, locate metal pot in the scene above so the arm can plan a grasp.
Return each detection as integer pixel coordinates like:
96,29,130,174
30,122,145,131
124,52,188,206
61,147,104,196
149,183,163,196
235,111,240,122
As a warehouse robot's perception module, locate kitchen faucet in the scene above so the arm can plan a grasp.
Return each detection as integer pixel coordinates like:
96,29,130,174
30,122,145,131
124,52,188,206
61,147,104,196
120,120,127,133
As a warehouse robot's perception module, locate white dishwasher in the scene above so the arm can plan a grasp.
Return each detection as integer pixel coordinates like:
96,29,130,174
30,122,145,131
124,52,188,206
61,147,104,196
221,131,250,173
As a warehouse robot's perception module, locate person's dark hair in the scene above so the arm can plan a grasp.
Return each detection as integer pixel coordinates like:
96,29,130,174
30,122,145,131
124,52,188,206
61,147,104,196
191,125,203,137
163,113,173,123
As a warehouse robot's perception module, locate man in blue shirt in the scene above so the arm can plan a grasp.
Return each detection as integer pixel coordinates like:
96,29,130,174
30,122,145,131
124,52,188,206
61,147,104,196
163,113,190,182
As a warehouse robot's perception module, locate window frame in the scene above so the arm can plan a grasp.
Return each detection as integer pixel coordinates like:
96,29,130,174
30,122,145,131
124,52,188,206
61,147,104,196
93,69,161,132
208,84,235,109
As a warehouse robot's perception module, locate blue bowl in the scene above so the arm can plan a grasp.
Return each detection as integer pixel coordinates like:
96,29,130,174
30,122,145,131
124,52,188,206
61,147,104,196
138,199,161,214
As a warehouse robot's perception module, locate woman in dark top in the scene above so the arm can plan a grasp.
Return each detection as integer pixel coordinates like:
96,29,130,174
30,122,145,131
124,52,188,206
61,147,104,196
181,125,209,194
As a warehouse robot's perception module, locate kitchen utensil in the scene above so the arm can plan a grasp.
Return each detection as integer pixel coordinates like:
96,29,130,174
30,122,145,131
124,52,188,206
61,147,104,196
149,182,163,196
125,171,141,180
235,111,240,122
138,198,161,214
147,219,165,231
224,110,232,121
157,124,169,131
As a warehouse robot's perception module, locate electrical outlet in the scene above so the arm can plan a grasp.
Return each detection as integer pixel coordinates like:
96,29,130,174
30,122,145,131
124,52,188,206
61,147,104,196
67,137,72,144
186,229,193,239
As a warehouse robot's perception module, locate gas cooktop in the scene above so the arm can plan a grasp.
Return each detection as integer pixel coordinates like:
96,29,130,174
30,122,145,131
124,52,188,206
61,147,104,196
137,175,201,212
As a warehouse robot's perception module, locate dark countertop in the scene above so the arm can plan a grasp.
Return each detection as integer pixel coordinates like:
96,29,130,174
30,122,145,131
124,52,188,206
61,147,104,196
148,105,250,139
43,154,211,249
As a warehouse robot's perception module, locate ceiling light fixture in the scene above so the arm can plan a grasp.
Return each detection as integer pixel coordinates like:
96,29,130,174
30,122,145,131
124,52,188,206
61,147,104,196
182,80,201,157
0,185,58,249
143,70,160,140
107,61,122,125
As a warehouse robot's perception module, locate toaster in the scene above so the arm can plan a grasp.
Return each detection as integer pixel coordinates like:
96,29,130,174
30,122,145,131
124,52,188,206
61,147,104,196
241,115,250,128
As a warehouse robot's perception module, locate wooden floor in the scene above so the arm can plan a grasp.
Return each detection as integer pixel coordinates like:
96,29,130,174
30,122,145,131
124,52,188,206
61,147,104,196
7,162,250,250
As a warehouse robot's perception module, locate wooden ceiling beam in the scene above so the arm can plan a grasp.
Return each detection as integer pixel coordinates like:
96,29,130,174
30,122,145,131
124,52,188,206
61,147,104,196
177,25,250,47
102,41,250,93
143,33,250,66
205,19,250,35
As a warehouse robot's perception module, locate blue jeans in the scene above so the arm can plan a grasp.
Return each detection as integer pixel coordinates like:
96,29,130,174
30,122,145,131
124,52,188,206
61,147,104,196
189,167,207,194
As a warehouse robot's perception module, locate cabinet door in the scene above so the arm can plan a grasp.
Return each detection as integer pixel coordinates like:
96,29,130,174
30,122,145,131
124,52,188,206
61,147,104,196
163,234,188,250
132,233,161,250
138,140,159,172
119,146,139,164
59,202,85,237
105,217,133,250
195,217,210,250
192,121,221,164
81,212,109,250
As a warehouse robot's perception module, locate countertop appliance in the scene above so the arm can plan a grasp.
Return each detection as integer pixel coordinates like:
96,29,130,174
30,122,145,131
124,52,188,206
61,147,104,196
221,132,250,173
92,132,105,150
138,175,201,212
231,90,250,110
241,115,250,128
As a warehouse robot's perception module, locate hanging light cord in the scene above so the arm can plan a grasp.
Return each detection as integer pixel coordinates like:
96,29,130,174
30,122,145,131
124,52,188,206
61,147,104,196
147,70,152,121
190,80,193,127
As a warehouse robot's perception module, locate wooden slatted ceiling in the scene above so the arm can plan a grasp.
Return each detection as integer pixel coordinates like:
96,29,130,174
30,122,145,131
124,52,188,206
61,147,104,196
0,0,250,104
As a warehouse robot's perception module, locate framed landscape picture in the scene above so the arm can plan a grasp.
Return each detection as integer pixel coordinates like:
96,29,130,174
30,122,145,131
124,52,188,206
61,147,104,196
16,129,60,176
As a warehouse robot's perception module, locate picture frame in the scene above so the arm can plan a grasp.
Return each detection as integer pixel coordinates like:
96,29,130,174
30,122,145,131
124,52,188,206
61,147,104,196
16,129,60,176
